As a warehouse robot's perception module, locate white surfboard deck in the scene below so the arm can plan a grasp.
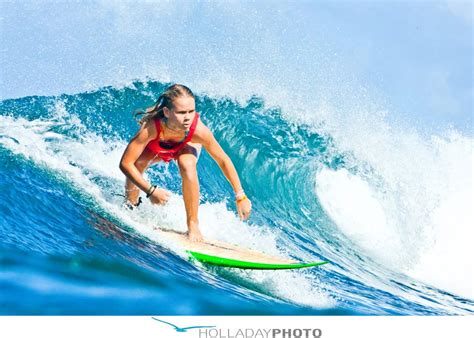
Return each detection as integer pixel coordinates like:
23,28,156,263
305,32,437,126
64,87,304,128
155,228,296,265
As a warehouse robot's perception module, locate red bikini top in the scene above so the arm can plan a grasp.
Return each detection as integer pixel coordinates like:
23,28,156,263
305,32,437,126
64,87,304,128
146,113,200,162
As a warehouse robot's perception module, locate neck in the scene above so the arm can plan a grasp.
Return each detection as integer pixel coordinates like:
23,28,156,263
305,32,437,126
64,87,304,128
164,119,183,133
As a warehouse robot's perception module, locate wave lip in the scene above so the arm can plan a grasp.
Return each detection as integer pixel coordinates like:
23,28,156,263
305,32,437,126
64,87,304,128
1,82,473,314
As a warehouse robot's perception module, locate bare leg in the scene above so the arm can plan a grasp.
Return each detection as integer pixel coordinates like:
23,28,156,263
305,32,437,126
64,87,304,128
125,148,161,205
125,179,141,205
177,144,202,242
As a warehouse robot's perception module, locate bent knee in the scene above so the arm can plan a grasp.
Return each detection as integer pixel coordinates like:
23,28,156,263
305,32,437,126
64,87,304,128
178,156,197,176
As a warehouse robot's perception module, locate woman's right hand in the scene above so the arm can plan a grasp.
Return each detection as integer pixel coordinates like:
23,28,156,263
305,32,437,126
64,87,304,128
149,188,171,205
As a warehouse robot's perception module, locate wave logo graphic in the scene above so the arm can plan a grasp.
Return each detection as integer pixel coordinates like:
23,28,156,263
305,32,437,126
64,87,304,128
152,317,216,333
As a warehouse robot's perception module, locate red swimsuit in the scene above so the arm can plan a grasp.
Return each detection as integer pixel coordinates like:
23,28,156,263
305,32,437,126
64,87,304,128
146,113,200,162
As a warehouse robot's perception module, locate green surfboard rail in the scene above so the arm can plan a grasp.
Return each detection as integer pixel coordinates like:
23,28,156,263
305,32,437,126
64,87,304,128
187,250,329,270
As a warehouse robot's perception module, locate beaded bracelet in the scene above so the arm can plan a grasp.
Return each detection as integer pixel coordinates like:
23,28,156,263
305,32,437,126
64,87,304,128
146,185,157,198
146,184,154,195
236,195,247,203
235,189,245,200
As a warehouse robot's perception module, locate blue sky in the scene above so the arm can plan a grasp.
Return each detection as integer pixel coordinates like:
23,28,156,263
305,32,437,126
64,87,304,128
1,0,472,134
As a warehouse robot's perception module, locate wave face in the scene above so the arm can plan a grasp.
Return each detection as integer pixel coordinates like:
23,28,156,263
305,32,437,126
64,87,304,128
1,81,473,315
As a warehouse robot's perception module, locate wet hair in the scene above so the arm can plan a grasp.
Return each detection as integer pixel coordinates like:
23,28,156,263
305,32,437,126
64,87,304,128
135,84,195,125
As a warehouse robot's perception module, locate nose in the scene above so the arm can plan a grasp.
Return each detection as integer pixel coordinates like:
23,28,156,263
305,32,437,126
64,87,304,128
184,112,193,121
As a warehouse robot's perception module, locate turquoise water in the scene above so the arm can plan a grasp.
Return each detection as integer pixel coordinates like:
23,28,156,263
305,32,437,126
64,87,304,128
1,81,473,315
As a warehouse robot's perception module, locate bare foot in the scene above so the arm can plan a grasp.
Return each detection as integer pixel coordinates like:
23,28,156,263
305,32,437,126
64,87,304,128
187,221,203,242
187,229,203,242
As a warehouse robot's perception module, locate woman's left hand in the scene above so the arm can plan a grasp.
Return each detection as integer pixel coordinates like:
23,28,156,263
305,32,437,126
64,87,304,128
237,197,252,221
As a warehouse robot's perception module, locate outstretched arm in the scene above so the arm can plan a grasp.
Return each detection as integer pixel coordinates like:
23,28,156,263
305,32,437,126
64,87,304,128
194,123,252,220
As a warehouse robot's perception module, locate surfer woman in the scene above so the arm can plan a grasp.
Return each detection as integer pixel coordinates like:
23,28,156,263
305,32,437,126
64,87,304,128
119,84,252,242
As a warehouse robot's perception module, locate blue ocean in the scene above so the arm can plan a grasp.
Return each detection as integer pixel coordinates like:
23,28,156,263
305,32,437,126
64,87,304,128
1,80,473,315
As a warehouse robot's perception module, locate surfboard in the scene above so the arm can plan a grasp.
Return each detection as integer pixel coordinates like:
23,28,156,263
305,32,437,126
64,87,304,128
156,228,329,270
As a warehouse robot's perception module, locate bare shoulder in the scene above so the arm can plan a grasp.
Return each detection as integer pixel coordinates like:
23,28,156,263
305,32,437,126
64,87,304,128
132,119,158,143
191,119,214,145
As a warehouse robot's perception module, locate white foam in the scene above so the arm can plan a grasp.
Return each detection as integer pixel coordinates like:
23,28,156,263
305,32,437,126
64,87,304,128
315,129,474,299
0,109,334,307
405,133,474,299
315,168,402,265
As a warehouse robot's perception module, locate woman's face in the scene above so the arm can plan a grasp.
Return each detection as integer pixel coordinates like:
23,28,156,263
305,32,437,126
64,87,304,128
164,96,196,131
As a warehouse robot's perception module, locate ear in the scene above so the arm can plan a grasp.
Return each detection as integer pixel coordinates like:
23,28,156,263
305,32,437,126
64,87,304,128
163,107,170,119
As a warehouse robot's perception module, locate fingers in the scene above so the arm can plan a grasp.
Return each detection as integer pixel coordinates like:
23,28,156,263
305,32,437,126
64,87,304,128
238,207,251,220
244,200,252,220
158,188,171,197
237,199,252,221
151,188,170,205
150,195,169,205
238,208,244,220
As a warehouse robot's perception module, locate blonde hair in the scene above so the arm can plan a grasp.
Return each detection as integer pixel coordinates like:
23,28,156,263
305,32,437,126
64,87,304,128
135,84,195,125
